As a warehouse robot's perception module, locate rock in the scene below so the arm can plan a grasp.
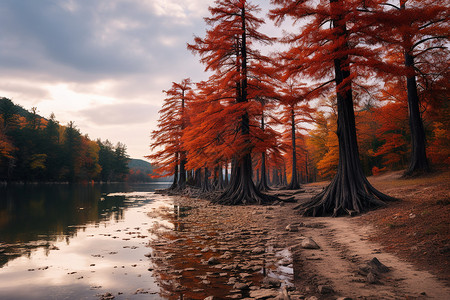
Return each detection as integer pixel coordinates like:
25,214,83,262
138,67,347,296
367,272,378,284
222,264,236,270
204,297,215,300
262,277,281,288
239,272,252,279
208,257,220,265
249,289,280,299
301,237,320,249
99,292,115,300
317,285,333,294
305,297,318,300
252,247,265,254
285,224,298,232
336,297,353,300
233,282,249,290
368,257,390,274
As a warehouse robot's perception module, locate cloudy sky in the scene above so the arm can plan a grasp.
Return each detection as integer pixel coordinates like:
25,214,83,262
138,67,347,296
0,0,282,159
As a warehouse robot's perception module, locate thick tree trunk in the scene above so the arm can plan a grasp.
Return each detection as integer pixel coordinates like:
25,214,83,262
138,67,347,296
286,108,301,190
169,153,179,190
179,153,187,189
296,1,396,216
193,168,202,187
201,167,211,192
257,152,270,191
403,52,429,176
216,153,276,204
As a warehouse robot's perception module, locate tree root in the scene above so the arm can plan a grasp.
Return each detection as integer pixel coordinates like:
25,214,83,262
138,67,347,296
296,173,398,217
214,179,278,205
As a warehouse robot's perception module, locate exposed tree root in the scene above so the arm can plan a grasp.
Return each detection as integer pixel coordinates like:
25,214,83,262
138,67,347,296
215,179,278,205
257,180,271,192
296,173,397,217
214,160,278,205
284,180,301,191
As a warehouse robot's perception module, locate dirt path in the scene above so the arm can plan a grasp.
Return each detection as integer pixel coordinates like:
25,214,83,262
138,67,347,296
149,178,449,299
296,216,450,299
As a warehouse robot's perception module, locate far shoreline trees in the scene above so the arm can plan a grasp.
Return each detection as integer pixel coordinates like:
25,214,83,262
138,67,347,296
0,97,129,183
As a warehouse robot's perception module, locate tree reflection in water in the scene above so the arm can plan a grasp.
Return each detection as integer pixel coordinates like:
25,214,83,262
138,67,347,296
147,203,270,299
0,183,136,267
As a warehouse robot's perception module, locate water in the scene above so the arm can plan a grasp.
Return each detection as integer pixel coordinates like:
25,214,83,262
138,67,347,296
0,183,172,299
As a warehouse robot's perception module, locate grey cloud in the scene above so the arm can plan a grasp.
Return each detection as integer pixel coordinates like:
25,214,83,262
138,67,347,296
0,0,206,83
79,102,159,126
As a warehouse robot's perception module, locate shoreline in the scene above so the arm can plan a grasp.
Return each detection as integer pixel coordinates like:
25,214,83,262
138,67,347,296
146,182,450,299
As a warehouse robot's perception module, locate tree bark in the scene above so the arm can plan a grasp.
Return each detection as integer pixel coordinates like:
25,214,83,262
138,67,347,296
286,107,301,189
201,167,211,192
169,153,179,190
403,52,429,176
257,112,270,191
296,0,396,216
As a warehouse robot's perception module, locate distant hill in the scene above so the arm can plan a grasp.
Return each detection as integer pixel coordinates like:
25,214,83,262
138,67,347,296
128,158,170,182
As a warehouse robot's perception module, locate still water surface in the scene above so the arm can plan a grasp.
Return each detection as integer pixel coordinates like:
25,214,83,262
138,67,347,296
0,183,173,299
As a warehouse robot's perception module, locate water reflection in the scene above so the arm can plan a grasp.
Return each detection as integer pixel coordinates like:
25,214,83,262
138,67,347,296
0,183,167,267
0,182,172,300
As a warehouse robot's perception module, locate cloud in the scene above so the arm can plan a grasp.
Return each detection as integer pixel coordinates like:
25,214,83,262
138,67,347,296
79,102,160,126
0,0,209,82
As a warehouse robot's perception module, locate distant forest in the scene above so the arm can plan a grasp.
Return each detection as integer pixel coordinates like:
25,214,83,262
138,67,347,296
0,97,130,182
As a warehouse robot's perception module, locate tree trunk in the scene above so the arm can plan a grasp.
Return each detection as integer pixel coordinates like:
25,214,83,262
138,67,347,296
257,152,270,191
286,107,301,189
179,153,187,189
257,112,270,191
194,168,202,187
296,0,396,216
169,153,178,190
201,167,210,192
403,52,429,176
224,160,229,186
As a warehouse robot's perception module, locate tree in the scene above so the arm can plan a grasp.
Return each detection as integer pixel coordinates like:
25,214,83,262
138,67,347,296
270,0,396,216
370,0,449,176
188,0,278,204
147,79,192,190
277,80,315,189
63,121,83,182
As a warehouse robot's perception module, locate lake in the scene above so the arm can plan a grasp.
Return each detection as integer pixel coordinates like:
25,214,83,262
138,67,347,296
0,182,174,299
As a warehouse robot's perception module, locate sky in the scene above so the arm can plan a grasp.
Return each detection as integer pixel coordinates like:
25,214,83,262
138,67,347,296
0,0,284,159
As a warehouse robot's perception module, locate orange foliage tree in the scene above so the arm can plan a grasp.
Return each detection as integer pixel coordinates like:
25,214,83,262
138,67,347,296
147,79,192,190
368,0,449,175
270,0,396,216
277,79,315,189
187,0,278,204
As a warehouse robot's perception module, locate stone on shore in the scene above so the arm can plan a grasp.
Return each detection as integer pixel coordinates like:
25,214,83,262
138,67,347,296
301,237,320,249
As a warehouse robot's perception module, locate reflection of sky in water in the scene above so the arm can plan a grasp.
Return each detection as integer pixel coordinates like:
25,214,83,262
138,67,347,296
0,191,174,299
